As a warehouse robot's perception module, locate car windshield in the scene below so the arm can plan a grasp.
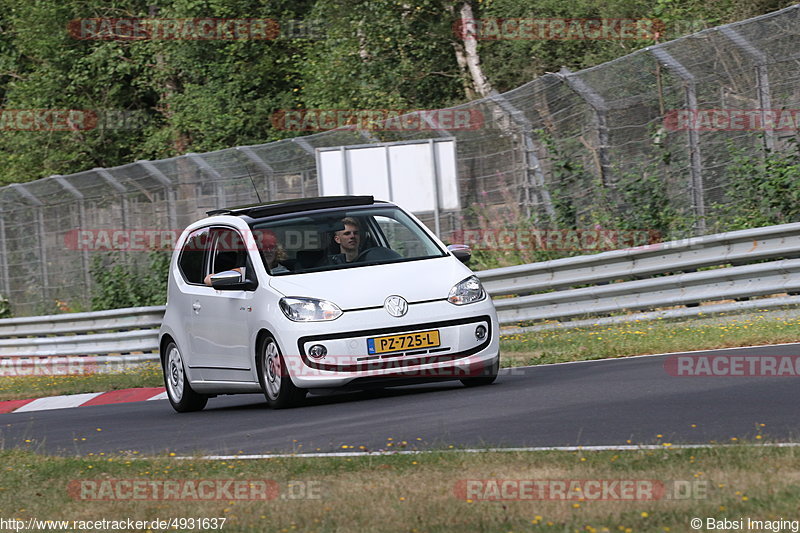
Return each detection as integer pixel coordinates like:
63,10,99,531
250,206,447,275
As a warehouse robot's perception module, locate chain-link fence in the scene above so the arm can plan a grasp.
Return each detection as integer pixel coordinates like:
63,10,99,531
2,5,799,315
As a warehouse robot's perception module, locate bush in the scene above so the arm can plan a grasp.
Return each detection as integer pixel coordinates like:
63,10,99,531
89,250,170,311
714,139,800,230
0,294,11,318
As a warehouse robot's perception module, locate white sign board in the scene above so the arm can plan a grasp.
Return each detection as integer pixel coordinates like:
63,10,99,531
317,139,460,213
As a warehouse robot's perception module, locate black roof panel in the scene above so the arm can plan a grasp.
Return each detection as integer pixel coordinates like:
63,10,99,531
206,195,379,219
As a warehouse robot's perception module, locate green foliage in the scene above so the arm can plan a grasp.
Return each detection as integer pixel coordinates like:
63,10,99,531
299,0,463,111
714,139,800,230
0,294,11,318
613,146,690,239
0,0,794,183
89,251,170,310
0,0,314,182
480,0,796,93
536,129,593,229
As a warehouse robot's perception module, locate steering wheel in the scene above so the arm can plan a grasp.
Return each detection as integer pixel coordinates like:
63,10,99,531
354,246,402,262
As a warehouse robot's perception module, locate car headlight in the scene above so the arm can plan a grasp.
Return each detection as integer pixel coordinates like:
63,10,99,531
280,297,342,321
448,275,486,305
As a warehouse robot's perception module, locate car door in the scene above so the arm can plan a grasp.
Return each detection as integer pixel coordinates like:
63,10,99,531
191,226,256,383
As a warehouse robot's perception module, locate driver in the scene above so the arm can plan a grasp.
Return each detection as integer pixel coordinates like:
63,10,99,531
329,217,361,264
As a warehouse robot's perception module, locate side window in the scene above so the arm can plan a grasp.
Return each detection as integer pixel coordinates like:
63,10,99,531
178,227,210,284
375,215,424,258
209,227,248,278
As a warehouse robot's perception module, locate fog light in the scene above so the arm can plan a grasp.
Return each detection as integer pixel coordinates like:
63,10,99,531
475,325,487,340
308,344,327,359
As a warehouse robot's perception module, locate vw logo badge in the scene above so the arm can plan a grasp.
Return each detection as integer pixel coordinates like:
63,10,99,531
384,295,408,317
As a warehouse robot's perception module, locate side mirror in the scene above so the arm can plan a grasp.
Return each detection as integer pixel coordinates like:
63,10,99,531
210,269,257,291
447,244,472,264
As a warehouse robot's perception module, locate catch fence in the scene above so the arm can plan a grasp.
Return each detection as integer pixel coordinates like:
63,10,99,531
2,6,799,314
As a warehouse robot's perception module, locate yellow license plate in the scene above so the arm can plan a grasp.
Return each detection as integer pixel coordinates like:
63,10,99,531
367,330,440,355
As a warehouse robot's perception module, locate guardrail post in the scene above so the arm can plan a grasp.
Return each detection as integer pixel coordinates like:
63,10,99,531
187,153,227,209
11,184,48,304
94,168,129,232
53,175,91,292
292,137,316,156
650,47,706,234
429,139,442,238
301,169,310,198
136,160,178,231
720,27,775,151
558,68,613,190
0,209,9,298
487,91,556,221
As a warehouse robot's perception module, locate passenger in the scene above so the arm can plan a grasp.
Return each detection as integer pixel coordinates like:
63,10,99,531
204,231,287,285
260,230,289,274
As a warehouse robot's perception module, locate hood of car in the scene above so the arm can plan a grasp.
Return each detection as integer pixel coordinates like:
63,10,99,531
267,256,473,309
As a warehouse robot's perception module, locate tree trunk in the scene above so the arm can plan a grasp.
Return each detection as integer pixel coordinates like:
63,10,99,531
449,1,494,100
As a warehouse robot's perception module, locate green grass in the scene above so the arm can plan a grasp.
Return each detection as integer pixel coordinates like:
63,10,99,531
1,444,798,532
0,362,163,402
2,311,799,531
500,311,800,368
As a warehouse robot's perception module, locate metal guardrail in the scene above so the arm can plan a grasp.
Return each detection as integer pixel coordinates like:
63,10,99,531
477,222,800,330
1,222,799,363
0,306,163,371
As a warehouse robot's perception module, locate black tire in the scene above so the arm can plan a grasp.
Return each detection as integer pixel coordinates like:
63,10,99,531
257,334,307,409
162,341,208,412
460,358,499,388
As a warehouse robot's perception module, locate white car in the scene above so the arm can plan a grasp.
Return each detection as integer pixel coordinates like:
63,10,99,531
159,195,499,411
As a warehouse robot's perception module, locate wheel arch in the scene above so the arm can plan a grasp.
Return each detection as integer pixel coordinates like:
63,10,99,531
159,333,175,365
254,327,303,388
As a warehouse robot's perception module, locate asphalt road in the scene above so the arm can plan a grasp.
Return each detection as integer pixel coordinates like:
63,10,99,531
2,343,799,456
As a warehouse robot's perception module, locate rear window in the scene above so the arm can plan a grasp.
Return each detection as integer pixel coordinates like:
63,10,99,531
178,227,210,284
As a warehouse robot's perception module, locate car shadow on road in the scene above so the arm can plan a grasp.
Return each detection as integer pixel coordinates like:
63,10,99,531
204,381,470,412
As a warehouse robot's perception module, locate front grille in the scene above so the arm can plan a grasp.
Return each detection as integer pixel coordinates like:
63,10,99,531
297,315,492,373
356,346,452,361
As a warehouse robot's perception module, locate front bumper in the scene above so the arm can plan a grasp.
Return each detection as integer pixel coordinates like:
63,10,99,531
276,300,500,388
